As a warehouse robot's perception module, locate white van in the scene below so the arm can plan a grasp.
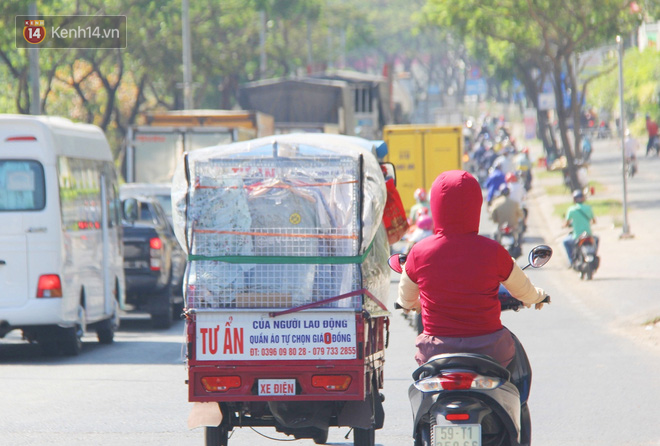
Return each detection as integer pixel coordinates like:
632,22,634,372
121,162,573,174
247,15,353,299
0,115,125,355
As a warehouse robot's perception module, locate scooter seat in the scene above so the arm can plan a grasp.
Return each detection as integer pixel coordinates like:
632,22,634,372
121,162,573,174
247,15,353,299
412,352,511,382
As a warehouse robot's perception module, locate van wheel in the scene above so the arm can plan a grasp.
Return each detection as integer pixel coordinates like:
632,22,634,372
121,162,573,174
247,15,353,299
150,283,174,329
59,325,83,356
39,325,83,356
97,286,119,344
96,318,116,344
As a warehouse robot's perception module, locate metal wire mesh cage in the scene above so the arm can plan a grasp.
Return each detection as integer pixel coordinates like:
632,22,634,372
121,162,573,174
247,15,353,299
185,154,364,309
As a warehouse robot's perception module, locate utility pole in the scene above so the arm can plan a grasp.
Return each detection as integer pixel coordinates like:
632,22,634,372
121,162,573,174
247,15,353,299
617,35,632,239
28,2,41,115
260,11,266,78
182,0,193,109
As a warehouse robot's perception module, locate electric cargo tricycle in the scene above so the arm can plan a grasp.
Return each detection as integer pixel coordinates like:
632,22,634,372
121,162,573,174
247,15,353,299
172,133,394,446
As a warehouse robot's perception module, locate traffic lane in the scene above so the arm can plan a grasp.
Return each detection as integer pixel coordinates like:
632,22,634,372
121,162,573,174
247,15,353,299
0,318,203,446
503,268,660,445
514,172,660,444
0,316,186,365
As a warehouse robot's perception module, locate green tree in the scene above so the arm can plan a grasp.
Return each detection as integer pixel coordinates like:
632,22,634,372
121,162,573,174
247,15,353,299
424,0,641,189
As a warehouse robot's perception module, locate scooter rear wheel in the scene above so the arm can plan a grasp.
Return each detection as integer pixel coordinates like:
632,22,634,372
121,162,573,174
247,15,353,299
414,422,432,446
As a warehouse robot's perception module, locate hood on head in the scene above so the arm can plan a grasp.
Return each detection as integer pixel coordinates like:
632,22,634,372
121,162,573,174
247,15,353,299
430,170,482,235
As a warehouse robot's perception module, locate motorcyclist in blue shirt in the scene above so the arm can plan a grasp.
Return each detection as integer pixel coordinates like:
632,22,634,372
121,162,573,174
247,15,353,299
485,162,506,206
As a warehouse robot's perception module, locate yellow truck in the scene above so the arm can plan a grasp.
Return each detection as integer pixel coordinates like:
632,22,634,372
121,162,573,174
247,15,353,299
383,124,463,213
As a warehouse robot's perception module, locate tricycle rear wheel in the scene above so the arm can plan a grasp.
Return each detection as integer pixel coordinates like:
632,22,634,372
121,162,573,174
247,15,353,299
353,426,375,446
205,424,228,446
313,428,329,444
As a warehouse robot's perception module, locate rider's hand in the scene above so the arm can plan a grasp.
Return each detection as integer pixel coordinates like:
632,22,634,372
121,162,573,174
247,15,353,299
531,294,550,310
402,303,421,314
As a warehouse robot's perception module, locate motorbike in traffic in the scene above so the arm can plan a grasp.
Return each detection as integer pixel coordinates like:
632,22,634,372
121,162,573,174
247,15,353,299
389,245,553,446
570,233,600,280
495,223,522,259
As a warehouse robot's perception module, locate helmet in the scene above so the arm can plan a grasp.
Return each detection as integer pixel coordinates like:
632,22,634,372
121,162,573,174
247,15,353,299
505,172,518,183
572,189,585,202
414,188,427,202
416,215,433,231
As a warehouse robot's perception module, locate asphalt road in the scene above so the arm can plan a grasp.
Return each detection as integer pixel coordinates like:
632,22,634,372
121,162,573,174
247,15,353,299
1,137,660,445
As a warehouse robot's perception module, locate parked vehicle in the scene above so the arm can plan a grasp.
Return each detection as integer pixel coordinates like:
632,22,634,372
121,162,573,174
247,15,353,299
570,233,600,280
121,196,184,328
0,115,125,355
120,183,185,295
389,245,552,446
174,133,392,446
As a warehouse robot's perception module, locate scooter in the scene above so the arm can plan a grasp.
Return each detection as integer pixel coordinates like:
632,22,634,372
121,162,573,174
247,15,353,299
571,233,600,280
496,223,522,259
389,245,552,446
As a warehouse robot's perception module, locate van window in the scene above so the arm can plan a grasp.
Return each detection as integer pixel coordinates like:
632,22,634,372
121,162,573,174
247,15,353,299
0,160,45,211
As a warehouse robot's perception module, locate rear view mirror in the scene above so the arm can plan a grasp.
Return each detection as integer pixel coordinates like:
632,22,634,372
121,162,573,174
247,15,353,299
122,198,138,222
387,253,407,273
527,245,552,269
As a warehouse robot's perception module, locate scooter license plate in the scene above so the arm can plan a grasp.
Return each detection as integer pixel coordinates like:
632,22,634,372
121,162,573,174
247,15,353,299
258,379,296,396
434,424,481,446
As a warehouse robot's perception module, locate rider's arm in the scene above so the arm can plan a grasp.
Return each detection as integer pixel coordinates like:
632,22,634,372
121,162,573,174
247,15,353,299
501,262,547,309
396,266,422,313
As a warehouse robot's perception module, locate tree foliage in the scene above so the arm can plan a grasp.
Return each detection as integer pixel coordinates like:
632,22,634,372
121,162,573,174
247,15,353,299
423,0,642,189
590,47,660,135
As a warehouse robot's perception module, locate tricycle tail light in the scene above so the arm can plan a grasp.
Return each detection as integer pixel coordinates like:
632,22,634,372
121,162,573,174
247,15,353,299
201,375,241,392
312,374,352,391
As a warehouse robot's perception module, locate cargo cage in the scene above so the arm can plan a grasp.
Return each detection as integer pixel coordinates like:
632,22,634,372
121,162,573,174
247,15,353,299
182,154,373,311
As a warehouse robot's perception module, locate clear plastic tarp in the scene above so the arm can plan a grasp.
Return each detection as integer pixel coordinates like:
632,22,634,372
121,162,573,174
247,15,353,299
171,133,389,311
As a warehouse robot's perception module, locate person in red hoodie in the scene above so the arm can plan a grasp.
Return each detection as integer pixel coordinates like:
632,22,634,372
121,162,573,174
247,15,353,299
396,170,547,367
645,114,659,156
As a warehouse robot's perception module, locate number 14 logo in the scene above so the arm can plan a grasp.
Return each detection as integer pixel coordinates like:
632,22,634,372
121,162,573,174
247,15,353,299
24,20,46,44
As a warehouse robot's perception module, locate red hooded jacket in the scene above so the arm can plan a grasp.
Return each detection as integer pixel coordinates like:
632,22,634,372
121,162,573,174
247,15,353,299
404,170,514,337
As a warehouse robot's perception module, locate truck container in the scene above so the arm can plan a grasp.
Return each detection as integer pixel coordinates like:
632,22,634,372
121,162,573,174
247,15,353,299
383,124,463,213
124,110,274,184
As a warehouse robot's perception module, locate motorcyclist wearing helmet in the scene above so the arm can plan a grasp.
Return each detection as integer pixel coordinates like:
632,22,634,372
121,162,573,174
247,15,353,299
505,171,525,205
408,214,433,242
409,188,430,224
490,184,525,246
562,189,597,265
485,162,506,205
514,147,533,191
396,170,547,367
